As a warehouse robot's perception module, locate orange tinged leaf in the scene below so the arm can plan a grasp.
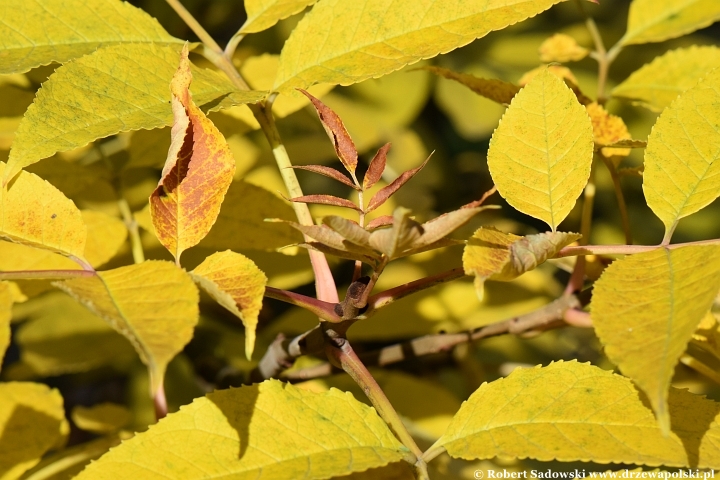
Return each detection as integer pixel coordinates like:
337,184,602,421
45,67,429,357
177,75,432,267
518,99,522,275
366,215,394,231
191,251,267,360
367,155,431,213
150,45,235,264
299,89,358,174
422,66,520,105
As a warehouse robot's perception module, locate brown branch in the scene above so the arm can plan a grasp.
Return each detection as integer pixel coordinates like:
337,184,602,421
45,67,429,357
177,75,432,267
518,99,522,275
249,326,326,382
283,295,584,381
264,287,340,322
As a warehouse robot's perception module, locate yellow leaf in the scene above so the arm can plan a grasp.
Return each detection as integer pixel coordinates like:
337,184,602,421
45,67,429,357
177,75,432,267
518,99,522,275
81,210,128,268
5,44,266,183
150,46,236,263
71,403,132,435
199,181,303,252
26,156,110,198
241,54,334,120
518,64,578,86
538,33,589,62
613,46,720,112
431,361,720,467
0,281,25,371
591,245,720,435
274,0,571,92
16,292,136,377
126,128,172,170
463,227,580,300
643,67,720,240
0,240,79,272
56,261,199,394
621,0,720,46
74,379,409,480
240,0,319,34
0,0,182,75
586,102,633,160
191,251,267,360
488,69,594,231
0,382,69,479
0,162,87,260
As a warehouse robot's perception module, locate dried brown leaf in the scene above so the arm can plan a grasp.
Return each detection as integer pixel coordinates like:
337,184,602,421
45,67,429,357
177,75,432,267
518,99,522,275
366,155,431,213
422,66,520,104
365,216,394,231
290,165,359,190
368,208,423,259
363,143,391,190
290,194,361,211
322,216,371,247
298,89,358,174
299,242,380,266
274,220,379,258
412,205,498,250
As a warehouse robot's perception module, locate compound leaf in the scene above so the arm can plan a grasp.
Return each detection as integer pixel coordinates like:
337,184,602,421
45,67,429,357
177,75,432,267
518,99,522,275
274,0,571,92
643,67,720,240
591,245,720,434
0,0,182,74
150,46,236,263
0,162,86,260
612,46,720,112
5,44,265,183
463,227,580,299
74,379,408,480
0,382,69,479
432,361,720,467
621,0,720,46
240,0,318,34
55,261,199,395
488,69,593,231
191,251,267,360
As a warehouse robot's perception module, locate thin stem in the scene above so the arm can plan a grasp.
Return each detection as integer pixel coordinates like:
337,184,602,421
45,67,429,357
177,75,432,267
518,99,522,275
224,32,245,59
680,355,720,386
364,267,466,314
0,269,96,280
264,286,340,322
117,197,145,264
153,377,168,420
556,237,720,258
325,334,423,461
352,257,388,309
565,168,595,295
165,0,224,54
601,156,633,244
575,0,614,104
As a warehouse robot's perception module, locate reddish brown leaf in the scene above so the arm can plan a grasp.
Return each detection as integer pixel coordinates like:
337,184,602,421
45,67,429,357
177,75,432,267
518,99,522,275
149,45,235,263
412,205,498,250
290,165,360,190
368,208,424,259
366,154,431,213
290,194,361,211
363,143,391,190
298,89,358,174
366,216,394,231
272,220,379,258
421,66,520,104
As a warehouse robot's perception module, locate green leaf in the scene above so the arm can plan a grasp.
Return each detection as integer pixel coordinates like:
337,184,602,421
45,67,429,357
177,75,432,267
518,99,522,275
16,292,136,377
240,0,319,34
55,261,199,395
191,251,267,360
0,382,69,479
0,161,87,260
591,245,720,435
463,227,580,299
74,379,409,480
487,69,594,230
71,403,132,434
612,46,720,112
5,44,266,183
621,0,720,46
643,67,720,240
431,361,720,468
274,0,571,92
0,0,182,74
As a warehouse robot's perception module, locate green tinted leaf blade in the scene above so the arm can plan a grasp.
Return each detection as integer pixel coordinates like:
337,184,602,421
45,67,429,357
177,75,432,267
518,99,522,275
240,0,319,34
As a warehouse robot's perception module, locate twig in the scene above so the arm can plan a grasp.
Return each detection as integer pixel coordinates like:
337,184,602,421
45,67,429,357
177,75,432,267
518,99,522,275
555,238,720,258
117,197,145,264
284,295,583,380
600,156,632,244
264,287,340,322
565,167,595,295
250,326,326,382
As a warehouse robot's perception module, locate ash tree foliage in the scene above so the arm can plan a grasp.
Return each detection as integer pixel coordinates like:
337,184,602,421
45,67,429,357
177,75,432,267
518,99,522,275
3,0,720,478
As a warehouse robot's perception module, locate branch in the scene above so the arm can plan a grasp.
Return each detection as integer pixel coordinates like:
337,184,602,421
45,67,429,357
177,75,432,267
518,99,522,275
284,295,585,380
556,238,720,258
264,287,340,322
249,326,326,382
0,269,96,280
